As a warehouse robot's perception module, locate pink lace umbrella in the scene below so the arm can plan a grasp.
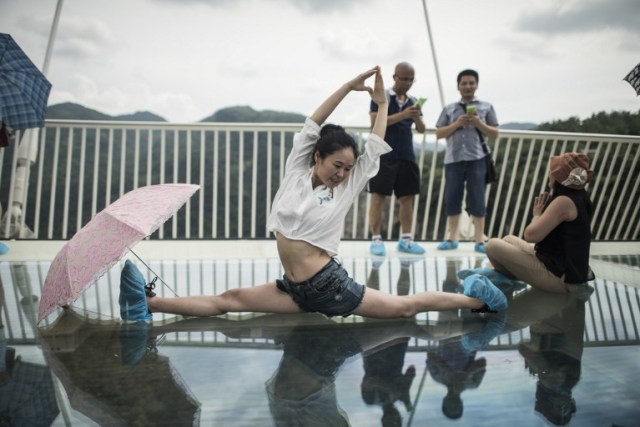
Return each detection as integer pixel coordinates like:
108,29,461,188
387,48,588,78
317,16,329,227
38,184,200,323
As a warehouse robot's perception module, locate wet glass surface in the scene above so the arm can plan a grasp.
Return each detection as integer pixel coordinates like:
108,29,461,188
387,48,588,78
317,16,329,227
1,254,639,426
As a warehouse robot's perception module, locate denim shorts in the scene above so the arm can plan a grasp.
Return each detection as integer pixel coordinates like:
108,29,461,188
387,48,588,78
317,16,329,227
276,259,365,317
444,157,487,217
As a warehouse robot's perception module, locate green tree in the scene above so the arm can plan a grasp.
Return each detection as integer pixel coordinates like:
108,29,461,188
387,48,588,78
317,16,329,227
536,109,640,135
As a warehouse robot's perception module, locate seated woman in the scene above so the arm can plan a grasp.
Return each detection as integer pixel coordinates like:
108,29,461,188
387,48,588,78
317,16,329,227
460,152,595,293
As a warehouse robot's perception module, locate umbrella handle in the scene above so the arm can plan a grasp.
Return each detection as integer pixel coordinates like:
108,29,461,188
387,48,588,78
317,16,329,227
127,248,179,297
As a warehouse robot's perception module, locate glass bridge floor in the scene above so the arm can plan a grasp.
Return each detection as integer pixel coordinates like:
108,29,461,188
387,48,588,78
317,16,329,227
0,241,638,426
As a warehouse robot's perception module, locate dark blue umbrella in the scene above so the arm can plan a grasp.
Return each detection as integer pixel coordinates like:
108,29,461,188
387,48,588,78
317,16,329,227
0,359,60,427
0,33,52,131
623,62,640,96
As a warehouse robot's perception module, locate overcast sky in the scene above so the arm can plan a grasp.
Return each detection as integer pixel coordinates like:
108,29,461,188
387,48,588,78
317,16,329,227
2,0,639,126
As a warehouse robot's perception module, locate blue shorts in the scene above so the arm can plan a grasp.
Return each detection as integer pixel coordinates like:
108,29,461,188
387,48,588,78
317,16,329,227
276,259,365,317
444,157,487,217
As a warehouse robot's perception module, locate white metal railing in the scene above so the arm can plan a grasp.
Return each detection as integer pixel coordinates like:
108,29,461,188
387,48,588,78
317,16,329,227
1,120,639,241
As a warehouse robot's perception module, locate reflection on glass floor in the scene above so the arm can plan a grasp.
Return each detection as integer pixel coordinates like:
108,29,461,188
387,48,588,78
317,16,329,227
1,254,639,426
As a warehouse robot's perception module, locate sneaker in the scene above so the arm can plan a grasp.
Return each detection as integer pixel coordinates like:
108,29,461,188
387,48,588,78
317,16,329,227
437,240,459,250
462,273,508,313
119,260,152,323
474,242,487,253
397,239,426,255
370,240,386,256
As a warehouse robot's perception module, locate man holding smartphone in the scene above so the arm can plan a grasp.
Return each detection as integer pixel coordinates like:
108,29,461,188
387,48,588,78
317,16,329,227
368,62,427,256
435,69,499,253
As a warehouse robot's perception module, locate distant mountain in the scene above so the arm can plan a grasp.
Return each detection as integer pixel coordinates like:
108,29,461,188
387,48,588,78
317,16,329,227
45,102,540,129
114,111,166,122
46,102,167,122
46,103,305,124
200,106,306,123
46,102,113,120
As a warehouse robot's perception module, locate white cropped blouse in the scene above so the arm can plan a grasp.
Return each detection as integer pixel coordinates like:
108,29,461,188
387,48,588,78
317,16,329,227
267,118,391,256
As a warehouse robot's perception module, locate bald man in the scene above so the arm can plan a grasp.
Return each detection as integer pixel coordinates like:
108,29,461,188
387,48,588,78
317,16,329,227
368,62,426,256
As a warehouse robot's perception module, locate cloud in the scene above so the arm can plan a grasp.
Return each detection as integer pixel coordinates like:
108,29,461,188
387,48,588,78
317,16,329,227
501,0,640,58
281,0,370,13
5,0,637,126
516,0,640,37
316,25,415,63
152,0,368,13
8,9,113,58
14,15,53,39
53,17,113,58
152,0,237,7
49,73,202,121
495,34,557,62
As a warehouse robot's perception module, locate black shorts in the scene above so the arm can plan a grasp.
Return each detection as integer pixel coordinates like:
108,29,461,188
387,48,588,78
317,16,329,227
367,159,421,197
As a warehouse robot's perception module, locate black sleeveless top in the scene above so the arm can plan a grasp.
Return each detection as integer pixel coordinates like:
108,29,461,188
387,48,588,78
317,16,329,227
535,188,593,283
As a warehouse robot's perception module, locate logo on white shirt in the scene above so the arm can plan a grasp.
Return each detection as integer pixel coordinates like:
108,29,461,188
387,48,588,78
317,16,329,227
317,186,334,205
318,195,333,205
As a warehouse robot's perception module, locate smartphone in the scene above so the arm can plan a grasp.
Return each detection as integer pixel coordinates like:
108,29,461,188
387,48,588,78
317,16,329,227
415,97,427,108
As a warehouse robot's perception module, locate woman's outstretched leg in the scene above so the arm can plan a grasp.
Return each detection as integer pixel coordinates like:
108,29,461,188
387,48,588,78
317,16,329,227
355,274,506,319
356,288,482,319
147,283,303,317
119,260,302,320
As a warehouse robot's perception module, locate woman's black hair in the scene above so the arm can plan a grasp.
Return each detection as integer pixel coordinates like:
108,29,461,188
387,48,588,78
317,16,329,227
310,124,359,166
543,181,574,214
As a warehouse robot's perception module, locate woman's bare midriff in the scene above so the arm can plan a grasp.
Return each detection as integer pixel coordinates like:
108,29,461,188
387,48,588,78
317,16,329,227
275,233,332,283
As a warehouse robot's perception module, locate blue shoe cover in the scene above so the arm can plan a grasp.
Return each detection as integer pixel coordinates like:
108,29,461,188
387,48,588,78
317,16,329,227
458,268,524,290
397,239,426,255
370,241,386,256
437,240,459,250
462,274,508,312
119,260,152,323
474,242,487,253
